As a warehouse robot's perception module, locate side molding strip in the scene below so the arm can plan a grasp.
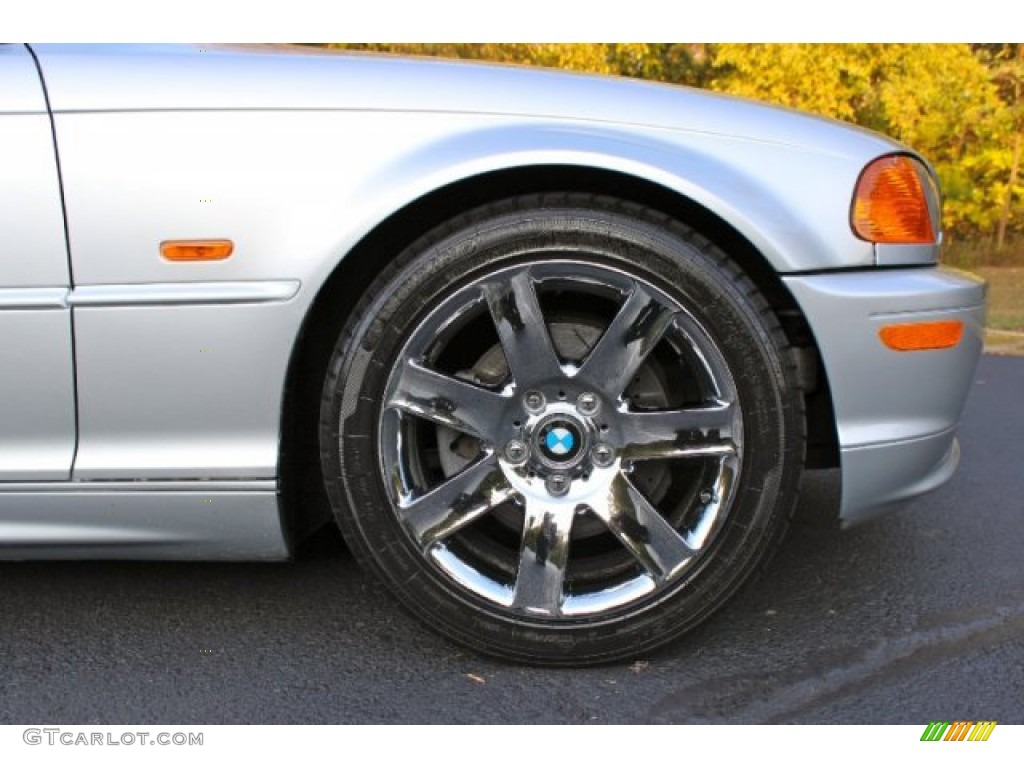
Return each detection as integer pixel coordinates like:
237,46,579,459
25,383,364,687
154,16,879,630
0,287,68,309
68,280,301,307
0,479,276,493
0,281,300,310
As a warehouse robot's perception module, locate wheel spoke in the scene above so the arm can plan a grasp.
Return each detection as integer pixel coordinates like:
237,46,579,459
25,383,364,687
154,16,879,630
397,458,514,548
482,270,563,384
619,401,738,461
511,499,575,616
593,473,696,583
577,285,676,397
386,359,506,438
377,256,750,626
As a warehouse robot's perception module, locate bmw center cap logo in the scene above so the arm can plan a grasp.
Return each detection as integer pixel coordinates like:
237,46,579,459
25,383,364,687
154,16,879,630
546,427,575,456
538,419,584,463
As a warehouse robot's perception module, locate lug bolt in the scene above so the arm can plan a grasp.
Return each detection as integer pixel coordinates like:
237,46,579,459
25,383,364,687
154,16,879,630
576,392,600,416
504,440,529,465
545,473,570,497
591,443,616,468
523,390,546,413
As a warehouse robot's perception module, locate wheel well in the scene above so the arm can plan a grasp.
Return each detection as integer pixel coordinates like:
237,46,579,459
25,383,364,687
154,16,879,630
280,165,839,541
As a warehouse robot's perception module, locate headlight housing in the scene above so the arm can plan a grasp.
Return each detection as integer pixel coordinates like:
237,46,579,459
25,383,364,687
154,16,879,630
852,154,940,244
851,154,942,265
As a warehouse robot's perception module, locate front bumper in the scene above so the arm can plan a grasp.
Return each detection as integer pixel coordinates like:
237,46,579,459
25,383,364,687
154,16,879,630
784,267,985,525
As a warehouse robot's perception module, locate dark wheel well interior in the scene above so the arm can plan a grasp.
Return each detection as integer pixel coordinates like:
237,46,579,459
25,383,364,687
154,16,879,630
280,165,839,542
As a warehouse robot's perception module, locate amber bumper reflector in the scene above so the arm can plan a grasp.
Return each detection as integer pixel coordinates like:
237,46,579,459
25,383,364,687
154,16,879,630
879,320,963,351
160,240,234,262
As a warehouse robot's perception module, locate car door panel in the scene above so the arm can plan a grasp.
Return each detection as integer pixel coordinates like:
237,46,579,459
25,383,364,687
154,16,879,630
0,45,76,480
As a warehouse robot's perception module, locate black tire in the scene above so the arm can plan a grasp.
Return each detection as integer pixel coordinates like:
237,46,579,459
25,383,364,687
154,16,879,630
320,194,804,665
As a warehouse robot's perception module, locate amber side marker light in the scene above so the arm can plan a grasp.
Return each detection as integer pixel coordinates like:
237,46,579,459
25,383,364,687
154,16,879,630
879,320,964,351
852,156,935,244
160,240,234,262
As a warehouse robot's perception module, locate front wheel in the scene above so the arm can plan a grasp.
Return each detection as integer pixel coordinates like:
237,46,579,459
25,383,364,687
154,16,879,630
320,195,804,664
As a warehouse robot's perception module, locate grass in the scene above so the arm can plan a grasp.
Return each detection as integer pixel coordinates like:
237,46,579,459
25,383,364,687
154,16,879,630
943,237,1024,270
974,266,1024,333
959,266,1024,356
939,235,1024,354
985,329,1024,356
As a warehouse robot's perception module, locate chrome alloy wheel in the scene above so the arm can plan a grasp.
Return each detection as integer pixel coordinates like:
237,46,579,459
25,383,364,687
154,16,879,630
379,261,743,619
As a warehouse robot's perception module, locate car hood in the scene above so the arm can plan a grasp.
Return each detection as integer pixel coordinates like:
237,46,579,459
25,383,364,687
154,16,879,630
30,43,900,159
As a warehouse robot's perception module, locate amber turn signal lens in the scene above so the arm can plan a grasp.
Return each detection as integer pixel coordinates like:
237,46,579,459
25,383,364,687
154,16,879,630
879,320,963,351
160,240,234,262
852,156,935,244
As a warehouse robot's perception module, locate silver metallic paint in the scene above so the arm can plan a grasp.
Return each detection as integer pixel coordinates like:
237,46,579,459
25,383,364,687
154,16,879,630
44,110,884,286
0,281,300,308
67,279,301,306
0,45,48,114
0,43,983,558
29,44,898,160
0,287,68,309
0,46,76,482
0,115,70,287
0,481,287,560
27,54,893,514
840,432,962,526
875,243,942,267
0,310,77,480
71,299,302,480
33,93,887,500
783,267,984,519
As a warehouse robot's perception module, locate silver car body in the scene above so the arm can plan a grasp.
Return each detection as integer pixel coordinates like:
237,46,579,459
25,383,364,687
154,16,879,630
0,43,985,559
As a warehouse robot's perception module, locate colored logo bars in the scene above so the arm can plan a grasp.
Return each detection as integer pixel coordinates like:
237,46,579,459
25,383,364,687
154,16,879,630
920,721,997,742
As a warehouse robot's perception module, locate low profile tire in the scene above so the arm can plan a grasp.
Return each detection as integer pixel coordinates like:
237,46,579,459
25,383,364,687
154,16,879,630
320,194,804,665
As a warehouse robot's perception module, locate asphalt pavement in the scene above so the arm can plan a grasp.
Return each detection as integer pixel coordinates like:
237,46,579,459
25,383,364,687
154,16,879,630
1,355,1022,724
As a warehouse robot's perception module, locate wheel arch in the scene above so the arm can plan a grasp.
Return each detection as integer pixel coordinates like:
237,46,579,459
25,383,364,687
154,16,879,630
280,164,840,541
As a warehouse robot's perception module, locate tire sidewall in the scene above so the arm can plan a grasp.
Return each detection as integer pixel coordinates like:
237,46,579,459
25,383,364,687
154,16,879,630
321,199,803,663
